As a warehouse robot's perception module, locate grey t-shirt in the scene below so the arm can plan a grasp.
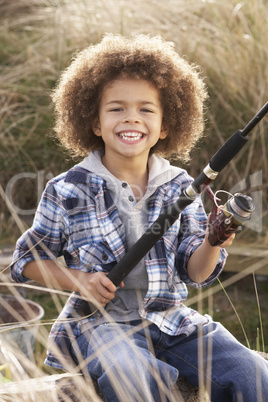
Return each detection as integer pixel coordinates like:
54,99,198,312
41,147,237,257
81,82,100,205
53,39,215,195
77,151,182,324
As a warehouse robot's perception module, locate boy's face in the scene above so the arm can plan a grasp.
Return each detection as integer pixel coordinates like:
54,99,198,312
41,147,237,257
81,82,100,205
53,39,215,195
92,77,167,164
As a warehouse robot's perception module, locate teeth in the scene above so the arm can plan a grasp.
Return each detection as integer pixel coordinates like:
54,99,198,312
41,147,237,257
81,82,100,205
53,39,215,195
118,132,143,141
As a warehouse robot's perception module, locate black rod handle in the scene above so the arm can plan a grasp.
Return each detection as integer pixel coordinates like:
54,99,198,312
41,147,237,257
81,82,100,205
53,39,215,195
209,130,248,172
107,193,193,286
199,102,268,175
77,193,194,315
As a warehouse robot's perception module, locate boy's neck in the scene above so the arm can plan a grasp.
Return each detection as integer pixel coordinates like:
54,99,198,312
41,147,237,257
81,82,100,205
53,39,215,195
101,154,149,200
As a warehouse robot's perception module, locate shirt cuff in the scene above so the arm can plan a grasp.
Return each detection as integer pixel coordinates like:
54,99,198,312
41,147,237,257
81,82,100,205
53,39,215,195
10,250,52,283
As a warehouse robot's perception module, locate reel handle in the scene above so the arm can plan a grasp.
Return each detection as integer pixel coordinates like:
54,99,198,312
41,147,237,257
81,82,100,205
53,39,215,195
207,190,255,246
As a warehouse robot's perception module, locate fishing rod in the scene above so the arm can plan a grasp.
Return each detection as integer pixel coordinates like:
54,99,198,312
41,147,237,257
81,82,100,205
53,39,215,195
77,102,268,316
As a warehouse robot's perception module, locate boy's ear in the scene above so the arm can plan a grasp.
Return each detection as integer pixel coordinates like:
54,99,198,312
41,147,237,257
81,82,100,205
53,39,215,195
92,118,101,137
160,125,168,139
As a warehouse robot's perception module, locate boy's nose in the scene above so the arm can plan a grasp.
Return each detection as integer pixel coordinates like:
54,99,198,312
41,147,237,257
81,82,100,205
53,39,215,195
122,110,141,124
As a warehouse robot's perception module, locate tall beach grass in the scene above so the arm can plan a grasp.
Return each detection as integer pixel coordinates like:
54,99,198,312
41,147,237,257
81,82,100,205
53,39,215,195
0,0,267,400
0,0,267,243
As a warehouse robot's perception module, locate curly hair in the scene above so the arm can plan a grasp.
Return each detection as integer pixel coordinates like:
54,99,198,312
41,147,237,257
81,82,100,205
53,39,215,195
52,33,208,161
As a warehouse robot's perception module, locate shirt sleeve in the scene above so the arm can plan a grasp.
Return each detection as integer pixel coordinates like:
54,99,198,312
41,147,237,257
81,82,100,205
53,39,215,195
175,195,228,288
10,181,68,283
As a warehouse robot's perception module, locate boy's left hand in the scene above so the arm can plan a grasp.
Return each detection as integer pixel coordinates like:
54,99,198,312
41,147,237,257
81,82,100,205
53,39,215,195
218,232,236,248
206,212,236,248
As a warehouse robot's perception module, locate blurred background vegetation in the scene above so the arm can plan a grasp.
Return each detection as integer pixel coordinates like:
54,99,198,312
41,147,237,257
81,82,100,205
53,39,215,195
0,0,267,245
0,0,267,362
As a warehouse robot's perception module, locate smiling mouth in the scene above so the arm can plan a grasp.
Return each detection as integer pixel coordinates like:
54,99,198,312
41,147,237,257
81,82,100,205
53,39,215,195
117,132,144,141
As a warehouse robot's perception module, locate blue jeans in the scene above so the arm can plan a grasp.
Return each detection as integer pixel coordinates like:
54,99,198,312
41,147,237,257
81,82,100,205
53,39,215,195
72,320,268,402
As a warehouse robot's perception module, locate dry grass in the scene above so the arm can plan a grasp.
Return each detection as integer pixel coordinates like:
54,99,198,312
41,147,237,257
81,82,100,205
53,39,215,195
0,0,267,243
0,0,268,399
0,255,267,400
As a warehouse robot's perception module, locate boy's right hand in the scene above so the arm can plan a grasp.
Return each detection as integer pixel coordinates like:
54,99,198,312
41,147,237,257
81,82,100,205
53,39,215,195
80,271,124,306
22,260,123,307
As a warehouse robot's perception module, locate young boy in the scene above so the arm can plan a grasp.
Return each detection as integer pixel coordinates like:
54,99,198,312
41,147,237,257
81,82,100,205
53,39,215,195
11,34,268,401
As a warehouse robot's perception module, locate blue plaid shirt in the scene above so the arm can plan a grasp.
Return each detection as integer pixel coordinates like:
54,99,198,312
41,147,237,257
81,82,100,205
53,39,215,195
11,156,227,370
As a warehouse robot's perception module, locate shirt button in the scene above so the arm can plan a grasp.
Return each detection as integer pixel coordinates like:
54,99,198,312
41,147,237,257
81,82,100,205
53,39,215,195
122,182,128,188
102,252,108,261
128,195,134,202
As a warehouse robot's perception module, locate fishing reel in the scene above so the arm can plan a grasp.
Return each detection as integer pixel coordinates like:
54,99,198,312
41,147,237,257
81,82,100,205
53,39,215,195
205,187,255,247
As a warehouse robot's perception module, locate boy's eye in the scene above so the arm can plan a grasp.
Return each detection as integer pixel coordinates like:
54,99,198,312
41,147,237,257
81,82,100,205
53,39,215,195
141,108,153,113
110,108,123,112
